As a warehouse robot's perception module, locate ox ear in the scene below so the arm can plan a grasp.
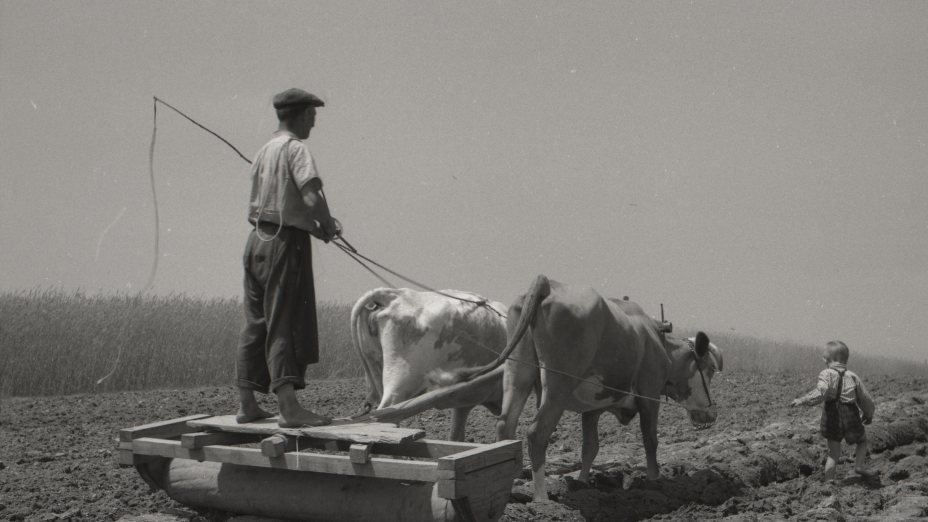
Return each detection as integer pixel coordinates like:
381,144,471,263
694,331,710,358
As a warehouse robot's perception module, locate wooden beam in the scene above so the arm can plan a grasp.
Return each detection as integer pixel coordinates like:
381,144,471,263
119,414,210,442
249,437,480,461
117,449,135,467
437,439,522,475
437,458,522,499
117,449,162,468
451,498,478,522
349,444,372,464
188,415,425,444
181,431,256,449
129,437,439,482
260,435,293,458
376,439,481,459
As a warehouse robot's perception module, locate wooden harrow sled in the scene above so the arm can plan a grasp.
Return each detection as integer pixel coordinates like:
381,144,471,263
118,414,522,522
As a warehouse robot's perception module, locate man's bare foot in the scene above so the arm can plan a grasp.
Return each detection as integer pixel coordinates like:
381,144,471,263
855,467,880,479
274,383,331,427
237,388,275,423
236,406,275,424
278,409,331,428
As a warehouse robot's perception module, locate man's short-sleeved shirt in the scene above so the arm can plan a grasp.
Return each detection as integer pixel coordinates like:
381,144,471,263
248,132,321,232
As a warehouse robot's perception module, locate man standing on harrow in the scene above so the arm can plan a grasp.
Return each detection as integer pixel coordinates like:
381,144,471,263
235,88,341,427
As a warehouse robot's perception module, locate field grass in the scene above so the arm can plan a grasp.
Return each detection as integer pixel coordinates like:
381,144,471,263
0,289,357,397
1,289,925,397
690,330,927,385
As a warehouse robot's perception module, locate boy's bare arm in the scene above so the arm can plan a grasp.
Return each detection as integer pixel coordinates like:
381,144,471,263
856,377,875,423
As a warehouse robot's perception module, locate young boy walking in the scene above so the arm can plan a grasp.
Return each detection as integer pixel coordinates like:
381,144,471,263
791,340,877,480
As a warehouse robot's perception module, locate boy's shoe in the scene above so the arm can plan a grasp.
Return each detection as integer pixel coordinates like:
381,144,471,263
854,467,879,479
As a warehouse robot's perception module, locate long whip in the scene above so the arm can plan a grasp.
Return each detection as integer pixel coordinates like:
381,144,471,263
97,97,250,385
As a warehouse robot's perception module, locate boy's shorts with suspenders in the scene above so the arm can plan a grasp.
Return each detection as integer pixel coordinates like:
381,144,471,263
820,368,867,444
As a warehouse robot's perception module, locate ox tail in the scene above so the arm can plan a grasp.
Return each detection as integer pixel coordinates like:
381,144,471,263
452,274,551,383
366,365,507,425
350,287,401,415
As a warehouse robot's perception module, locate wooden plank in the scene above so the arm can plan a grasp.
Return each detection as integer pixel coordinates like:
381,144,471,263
117,448,135,467
349,444,372,464
120,414,210,442
260,435,292,458
454,475,513,522
117,449,162,468
247,437,480,460
130,437,439,482
180,431,256,449
188,415,425,444
380,439,481,459
451,498,478,522
437,458,521,499
437,439,522,475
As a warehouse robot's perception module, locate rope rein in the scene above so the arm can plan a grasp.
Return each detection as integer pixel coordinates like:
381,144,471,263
329,238,506,318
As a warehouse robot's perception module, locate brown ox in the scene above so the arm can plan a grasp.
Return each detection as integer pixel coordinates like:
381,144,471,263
370,275,723,501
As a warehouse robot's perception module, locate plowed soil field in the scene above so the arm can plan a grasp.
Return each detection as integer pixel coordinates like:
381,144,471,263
3,370,927,521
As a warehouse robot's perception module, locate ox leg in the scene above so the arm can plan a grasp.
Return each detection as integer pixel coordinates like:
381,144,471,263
495,345,536,440
495,376,532,441
637,398,660,480
527,392,567,502
449,406,473,442
579,410,603,484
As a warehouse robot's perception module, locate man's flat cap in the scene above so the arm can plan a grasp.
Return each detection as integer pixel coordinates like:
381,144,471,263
272,88,325,109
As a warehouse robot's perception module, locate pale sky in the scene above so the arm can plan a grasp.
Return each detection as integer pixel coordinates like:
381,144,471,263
2,1,927,361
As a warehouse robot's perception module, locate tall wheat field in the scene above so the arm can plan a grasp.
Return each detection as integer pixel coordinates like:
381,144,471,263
1,289,924,397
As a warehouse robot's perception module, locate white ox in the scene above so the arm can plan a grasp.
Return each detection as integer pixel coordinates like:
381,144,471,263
350,287,508,441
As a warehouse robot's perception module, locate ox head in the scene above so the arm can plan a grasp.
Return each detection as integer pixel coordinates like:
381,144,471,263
664,331,723,429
